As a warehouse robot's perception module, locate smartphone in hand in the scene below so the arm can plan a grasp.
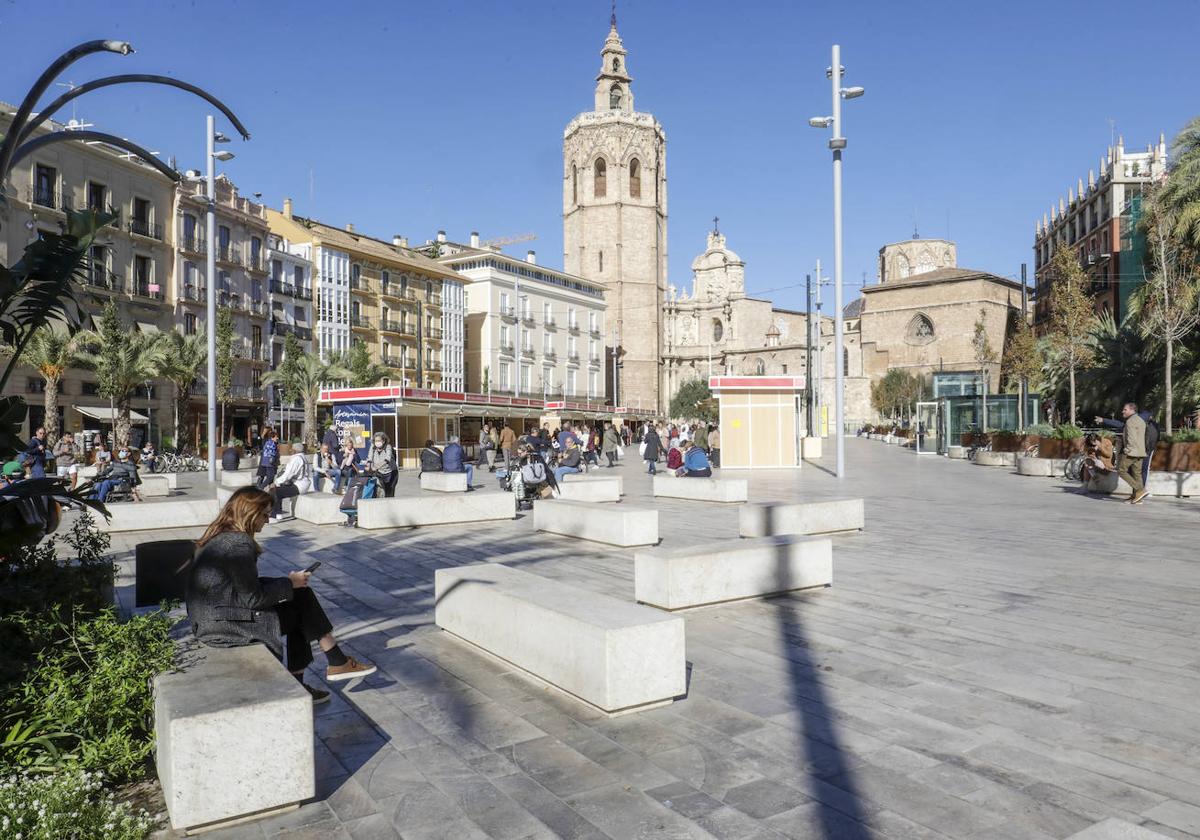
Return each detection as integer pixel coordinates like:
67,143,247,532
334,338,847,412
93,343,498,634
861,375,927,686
303,561,321,574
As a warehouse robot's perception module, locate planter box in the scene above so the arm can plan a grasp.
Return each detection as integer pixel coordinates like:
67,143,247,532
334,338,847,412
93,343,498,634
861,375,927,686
1037,436,1085,459
1166,441,1200,472
1150,441,1170,471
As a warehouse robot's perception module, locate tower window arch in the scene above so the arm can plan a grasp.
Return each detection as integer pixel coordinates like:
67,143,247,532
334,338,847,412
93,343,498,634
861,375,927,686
906,313,935,345
612,57,620,72
629,158,641,199
598,250,603,273
843,347,850,376
755,358,766,376
572,164,578,205
609,84,622,110
594,158,607,198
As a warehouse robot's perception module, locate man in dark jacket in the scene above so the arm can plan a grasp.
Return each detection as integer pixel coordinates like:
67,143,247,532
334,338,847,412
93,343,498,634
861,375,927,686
1095,406,1158,491
642,424,662,475
442,435,474,489
322,424,340,454
419,440,443,475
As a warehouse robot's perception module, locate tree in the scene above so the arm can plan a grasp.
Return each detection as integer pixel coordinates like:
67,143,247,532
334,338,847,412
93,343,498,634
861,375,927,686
263,351,351,449
159,331,207,450
215,308,237,442
334,341,387,388
669,378,716,422
1002,318,1042,429
19,327,85,446
972,308,998,429
870,368,923,422
1157,116,1200,255
274,333,302,440
78,302,168,448
1044,246,1097,425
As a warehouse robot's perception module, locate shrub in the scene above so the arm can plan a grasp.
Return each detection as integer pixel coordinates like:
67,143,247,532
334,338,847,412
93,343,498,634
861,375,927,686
1052,424,1083,440
1164,429,1200,443
1025,423,1054,436
0,769,156,839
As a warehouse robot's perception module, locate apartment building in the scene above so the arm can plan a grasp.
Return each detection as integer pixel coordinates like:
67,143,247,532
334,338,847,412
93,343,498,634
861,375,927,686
1033,134,1168,327
431,233,607,401
267,201,462,389
264,233,315,424
0,103,175,441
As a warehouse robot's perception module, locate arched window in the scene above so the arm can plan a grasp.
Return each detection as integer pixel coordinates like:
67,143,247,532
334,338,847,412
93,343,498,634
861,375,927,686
843,347,850,376
609,84,622,110
351,264,360,283
712,319,723,343
755,358,766,376
594,158,607,198
612,57,620,72
906,313,935,344
629,158,641,199
598,250,604,273
572,164,578,204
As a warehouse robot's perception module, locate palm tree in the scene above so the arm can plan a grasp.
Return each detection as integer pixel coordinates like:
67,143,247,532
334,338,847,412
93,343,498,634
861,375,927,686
159,331,207,450
15,327,85,446
332,341,388,388
263,351,351,450
1158,116,1200,253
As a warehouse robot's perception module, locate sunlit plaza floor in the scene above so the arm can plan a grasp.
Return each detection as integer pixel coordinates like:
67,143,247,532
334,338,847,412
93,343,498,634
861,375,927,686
118,438,1200,839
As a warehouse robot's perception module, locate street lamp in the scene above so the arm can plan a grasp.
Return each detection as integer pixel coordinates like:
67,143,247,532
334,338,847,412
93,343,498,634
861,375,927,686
206,115,234,482
809,44,864,479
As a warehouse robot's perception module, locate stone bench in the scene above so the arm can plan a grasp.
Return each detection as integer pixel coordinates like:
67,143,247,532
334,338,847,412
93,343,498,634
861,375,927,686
294,492,346,525
358,492,515,529
947,445,966,459
1016,456,1066,477
557,476,621,502
534,498,658,547
140,474,172,497
974,450,1016,467
739,498,865,537
220,469,258,488
155,642,313,832
1147,471,1200,497
435,563,685,715
420,471,468,492
560,472,624,495
652,475,748,503
95,499,220,532
802,437,823,459
635,535,832,611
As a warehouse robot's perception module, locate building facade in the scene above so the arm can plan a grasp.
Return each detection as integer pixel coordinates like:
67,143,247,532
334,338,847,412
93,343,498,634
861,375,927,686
562,17,667,413
265,234,315,424
440,273,466,393
1032,135,1167,326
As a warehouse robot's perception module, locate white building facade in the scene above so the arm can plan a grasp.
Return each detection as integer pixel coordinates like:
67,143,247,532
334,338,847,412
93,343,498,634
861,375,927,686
316,245,351,361
440,277,466,392
266,234,314,423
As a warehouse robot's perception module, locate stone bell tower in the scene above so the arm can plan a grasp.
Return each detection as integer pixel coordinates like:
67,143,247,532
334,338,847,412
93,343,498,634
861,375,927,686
563,12,668,414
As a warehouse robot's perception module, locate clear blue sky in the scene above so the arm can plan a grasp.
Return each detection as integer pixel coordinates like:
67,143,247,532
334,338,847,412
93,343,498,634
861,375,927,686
4,0,1198,312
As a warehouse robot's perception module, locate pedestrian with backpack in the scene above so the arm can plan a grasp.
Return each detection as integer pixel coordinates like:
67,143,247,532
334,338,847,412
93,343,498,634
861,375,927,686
257,427,279,489
1096,404,1158,498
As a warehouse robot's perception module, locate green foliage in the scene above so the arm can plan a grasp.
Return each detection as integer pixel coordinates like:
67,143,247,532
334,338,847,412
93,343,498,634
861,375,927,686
159,331,207,450
17,327,86,445
76,304,168,447
870,368,924,421
1163,428,1200,443
1157,115,1200,253
1024,423,1054,436
1002,317,1042,392
215,308,236,403
668,379,716,422
264,350,352,448
335,341,387,388
1044,246,1099,423
0,769,157,839
1052,423,1083,440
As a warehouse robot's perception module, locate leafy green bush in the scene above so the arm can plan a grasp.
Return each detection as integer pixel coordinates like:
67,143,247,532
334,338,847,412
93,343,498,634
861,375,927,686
1025,423,1054,436
0,769,156,839
1164,429,1200,443
1052,424,1083,440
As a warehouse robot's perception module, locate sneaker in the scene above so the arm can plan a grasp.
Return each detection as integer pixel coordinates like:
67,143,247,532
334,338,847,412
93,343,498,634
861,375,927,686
1132,490,1149,505
303,683,330,705
327,656,377,682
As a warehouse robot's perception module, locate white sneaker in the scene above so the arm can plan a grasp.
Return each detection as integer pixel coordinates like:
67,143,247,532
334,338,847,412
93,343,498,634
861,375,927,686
269,514,283,523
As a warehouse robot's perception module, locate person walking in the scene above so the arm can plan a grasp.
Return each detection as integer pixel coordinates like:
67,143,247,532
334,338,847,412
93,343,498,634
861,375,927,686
24,426,48,479
602,422,621,468
442,435,475,489
642,424,662,475
54,432,80,490
709,424,721,467
1111,402,1149,504
499,422,517,469
1095,405,1159,491
269,451,313,521
186,487,376,704
367,433,399,497
257,427,279,489
480,424,496,472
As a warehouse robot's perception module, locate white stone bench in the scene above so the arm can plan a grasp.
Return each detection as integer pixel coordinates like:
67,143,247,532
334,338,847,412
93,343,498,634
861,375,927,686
557,476,621,502
974,450,1016,467
358,492,515,529
1148,471,1200,497
652,475,748,503
420,471,468,492
1016,456,1066,477
739,498,864,537
560,472,624,495
219,469,258,488
947,445,966,459
155,643,313,832
802,437,823,459
435,563,685,715
95,499,220,532
140,474,172,497
635,535,832,611
534,498,658,547
294,492,346,525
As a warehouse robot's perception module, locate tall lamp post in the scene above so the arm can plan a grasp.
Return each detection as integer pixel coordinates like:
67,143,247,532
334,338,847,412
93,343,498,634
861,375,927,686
809,44,864,479
206,115,235,482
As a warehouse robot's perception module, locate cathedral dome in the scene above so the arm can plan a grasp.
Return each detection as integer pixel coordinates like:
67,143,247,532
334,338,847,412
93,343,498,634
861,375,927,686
691,230,742,272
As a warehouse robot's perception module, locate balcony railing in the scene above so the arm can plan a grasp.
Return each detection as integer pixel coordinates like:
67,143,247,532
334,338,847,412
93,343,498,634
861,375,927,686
181,285,207,303
544,318,557,330
269,280,313,301
350,314,373,329
425,292,442,306
218,291,242,311
85,266,124,294
271,321,312,341
349,277,373,294
568,351,580,362
567,322,580,334
247,298,267,316
426,326,444,340
180,236,206,255
246,346,268,362
382,355,408,369
543,349,557,361
588,354,601,364
425,360,442,371
380,319,415,336
499,342,514,354
128,218,164,240
29,186,65,210
130,279,164,300
520,346,535,358
499,305,515,318
229,385,265,401
215,245,240,265
520,311,534,325
245,253,267,273
589,326,602,337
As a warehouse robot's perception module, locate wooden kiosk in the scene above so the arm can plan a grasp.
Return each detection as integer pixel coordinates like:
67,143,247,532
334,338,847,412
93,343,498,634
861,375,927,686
709,375,806,469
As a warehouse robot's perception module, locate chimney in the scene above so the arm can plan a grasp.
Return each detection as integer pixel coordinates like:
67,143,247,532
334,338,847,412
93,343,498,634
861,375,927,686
399,236,408,248
393,234,405,249
526,250,537,265
346,223,355,233
437,230,447,243
470,231,480,248
283,197,293,219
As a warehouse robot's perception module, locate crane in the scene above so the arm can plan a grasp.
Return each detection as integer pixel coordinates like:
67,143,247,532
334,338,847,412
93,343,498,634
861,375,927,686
481,232,536,249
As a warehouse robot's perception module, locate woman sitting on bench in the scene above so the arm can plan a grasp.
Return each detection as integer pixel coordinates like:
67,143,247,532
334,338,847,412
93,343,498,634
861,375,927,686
185,487,376,704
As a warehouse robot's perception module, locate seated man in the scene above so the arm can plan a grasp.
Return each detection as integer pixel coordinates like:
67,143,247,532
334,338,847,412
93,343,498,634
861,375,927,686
553,441,583,484
419,440,443,476
441,435,474,489
141,441,159,473
93,448,142,503
1080,432,1115,484
679,441,713,478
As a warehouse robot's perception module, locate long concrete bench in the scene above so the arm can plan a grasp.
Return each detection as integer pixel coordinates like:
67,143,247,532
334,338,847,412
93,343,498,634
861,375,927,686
155,642,313,832
140,474,172,497
947,445,966,459
1147,471,1200,497
95,499,220,532
652,475,747,503
635,535,832,611
534,498,658,547
560,472,624,495
435,563,685,715
420,471,468,492
974,451,1016,467
557,476,621,502
358,492,515,529
739,498,865,537
219,469,258,488
293,492,346,524
1016,456,1066,477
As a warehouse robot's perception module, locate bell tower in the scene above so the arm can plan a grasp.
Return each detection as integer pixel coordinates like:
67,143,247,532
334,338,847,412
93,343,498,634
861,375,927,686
563,14,668,413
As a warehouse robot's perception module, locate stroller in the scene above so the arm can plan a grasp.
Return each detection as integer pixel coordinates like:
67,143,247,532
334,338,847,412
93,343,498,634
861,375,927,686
339,473,380,527
498,451,558,511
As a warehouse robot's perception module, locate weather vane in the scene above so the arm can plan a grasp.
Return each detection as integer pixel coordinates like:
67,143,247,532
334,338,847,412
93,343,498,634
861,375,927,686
611,0,617,27
713,216,720,234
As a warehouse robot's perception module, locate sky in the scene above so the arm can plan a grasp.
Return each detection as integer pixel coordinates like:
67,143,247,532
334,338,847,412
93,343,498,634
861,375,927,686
3,0,1199,313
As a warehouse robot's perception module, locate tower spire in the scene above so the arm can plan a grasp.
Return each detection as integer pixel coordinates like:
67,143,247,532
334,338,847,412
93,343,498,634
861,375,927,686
611,0,617,28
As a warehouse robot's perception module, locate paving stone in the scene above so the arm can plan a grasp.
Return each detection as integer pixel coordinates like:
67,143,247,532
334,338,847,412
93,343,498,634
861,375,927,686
1141,801,1200,836
722,777,812,819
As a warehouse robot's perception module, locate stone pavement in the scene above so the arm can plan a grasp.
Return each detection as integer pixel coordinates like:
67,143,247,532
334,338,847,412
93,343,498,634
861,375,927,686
125,440,1200,839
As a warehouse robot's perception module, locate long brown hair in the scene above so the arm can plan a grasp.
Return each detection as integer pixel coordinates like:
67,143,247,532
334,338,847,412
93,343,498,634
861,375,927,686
196,487,272,551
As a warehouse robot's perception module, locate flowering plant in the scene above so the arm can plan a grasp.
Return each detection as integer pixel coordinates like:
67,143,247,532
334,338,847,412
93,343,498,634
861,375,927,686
0,770,156,839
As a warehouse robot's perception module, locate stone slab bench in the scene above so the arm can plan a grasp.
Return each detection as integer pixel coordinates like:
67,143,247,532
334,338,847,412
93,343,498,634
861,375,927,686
220,469,258,488
1016,456,1067,477
155,642,313,832
974,451,1016,467
947,445,966,459
420,471,468,492
95,499,220,532
534,498,658,547
802,437,823,459
294,492,346,525
358,492,515,529
1147,470,1200,497
557,476,621,502
635,535,832,611
739,498,865,538
560,472,624,495
435,563,685,715
652,474,748,503
140,474,172,497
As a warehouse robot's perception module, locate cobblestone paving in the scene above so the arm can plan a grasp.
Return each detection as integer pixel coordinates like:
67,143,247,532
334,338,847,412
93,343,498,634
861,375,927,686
127,440,1200,839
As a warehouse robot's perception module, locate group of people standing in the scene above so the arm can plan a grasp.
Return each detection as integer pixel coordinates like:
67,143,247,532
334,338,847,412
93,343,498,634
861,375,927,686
637,421,719,478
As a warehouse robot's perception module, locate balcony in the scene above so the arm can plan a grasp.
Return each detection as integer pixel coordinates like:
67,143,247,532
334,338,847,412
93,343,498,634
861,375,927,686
181,284,207,304
128,218,164,240
269,280,313,301
229,385,265,401
426,325,444,340
350,314,374,330
247,346,269,362
520,346,535,358
219,291,244,311
29,186,66,210
129,279,164,301
215,245,240,266
245,253,267,273
84,266,124,294
567,322,580,335
381,355,409,369
543,349,557,361
589,325,602,337
350,277,373,294
271,321,312,341
425,360,442,372
520,311,535,326
180,236,206,255
499,305,515,319
380,282,408,300
425,291,443,306
499,342,514,355
567,351,580,363
247,298,267,317
588,354,601,364
380,319,415,337
544,317,557,330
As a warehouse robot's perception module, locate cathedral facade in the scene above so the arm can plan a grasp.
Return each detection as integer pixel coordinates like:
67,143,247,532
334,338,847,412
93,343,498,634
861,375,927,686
562,18,668,414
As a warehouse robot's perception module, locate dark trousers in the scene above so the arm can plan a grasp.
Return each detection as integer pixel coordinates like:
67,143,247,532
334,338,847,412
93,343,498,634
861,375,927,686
684,468,713,478
380,472,398,497
256,464,277,489
710,448,721,467
276,587,333,672
606,451,617,467
272,484,300,515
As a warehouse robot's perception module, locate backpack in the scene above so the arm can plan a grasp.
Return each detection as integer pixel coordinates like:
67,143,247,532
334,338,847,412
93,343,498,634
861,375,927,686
1145,417,1160,452
340,475,378,517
